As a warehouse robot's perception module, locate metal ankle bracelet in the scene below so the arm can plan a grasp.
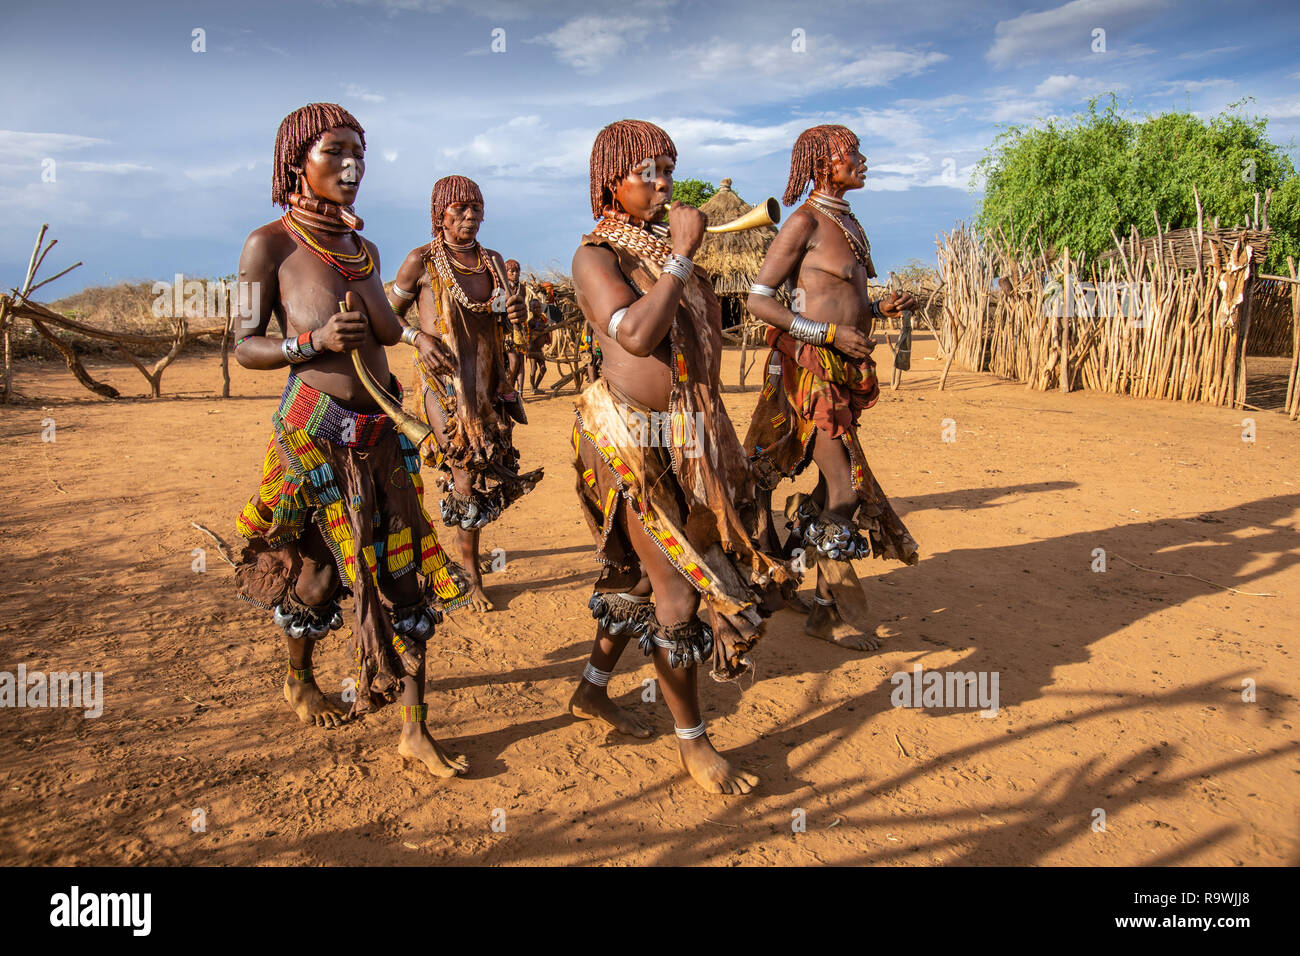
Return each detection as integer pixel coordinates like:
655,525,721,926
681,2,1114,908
649,619,714,670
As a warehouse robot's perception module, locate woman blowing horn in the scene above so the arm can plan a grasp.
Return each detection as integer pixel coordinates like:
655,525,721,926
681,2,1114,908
566,119,793,796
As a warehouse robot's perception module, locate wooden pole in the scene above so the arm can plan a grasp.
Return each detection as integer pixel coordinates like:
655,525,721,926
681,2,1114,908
1236,259,1253,409
1286,257,1299,420
738,301,750,392
1060,248,1070,392
1193,185,1204,274
0,295,11,403
219,288,234,399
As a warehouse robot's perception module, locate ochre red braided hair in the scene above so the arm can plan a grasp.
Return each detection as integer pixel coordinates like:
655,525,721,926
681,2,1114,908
589,119,677,219
430,175,485,233
783,125,860,206
272,103,366,207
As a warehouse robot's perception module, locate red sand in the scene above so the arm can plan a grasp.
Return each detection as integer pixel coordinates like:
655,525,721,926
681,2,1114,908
1,334,1296,866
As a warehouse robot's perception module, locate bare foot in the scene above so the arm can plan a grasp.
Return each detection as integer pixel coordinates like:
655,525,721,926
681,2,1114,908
677,735,759,795
783,585,813,614
283,674,348,728
804,598,840,639
466,583,494,613
398,725,469,778
569,681,652,737
805,600,881,651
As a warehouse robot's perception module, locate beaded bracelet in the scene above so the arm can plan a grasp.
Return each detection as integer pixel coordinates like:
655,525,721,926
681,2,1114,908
282,331,318,364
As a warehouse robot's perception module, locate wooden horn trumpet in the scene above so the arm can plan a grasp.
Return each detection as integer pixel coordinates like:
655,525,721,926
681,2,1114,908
706,197,781,233
339,300,435,450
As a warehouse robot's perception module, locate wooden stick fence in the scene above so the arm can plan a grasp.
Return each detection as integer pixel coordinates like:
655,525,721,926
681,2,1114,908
935,218,1283,410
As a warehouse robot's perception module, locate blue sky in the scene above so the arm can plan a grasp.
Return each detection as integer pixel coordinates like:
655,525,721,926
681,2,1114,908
2,0,1297,297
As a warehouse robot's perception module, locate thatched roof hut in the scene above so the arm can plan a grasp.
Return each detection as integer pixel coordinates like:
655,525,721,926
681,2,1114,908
694,179,777,297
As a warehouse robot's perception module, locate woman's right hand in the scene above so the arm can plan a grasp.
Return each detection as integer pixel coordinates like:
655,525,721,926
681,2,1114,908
315,290,369,352
668,203,707,259
832,323,872,359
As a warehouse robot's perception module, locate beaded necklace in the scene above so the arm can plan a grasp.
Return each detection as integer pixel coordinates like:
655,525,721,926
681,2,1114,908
427,234,501,313
449,246,487,275
281,213,374,281
806,197,872,269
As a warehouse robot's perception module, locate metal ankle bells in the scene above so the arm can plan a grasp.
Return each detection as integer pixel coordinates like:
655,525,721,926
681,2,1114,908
272,598,344,641
392,603,440,641
803,513,872,561
650,619,715,670
439,488,501,530
789,497,872,561
587,591,656,641
390,602,441,676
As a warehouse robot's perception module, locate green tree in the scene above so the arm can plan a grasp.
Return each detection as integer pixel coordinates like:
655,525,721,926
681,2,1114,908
671,178,716,208
1266,174,1300,272
974,96,1298,272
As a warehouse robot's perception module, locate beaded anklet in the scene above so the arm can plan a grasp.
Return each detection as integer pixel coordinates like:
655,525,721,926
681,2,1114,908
288,662,313,682
400,704,428,723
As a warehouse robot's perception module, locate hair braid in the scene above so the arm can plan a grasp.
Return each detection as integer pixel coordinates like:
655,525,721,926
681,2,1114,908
272,103,366,207
430,175,485,234
588,119,677,219
783,124,860,206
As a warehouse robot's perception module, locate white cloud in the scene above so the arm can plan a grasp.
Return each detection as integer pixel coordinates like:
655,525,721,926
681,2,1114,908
1257,98,1300,120
1177,44,1243,60
895,94,974,110
344,83,385,103
1117,42,1158,59
866,176,914,192
678,37,947,93
383,149,399,162
184,160,258,183
439,115,592,178
514,36,947,112
0,130,110,162
422,105,982,201
530,15,659,74
1034,74,1084,98
989,98,1052,123
62,162,154,174
987,0,1169,68
1153,77,1235,95
336,0,613,18
650,116,802,165
1033,73,1128,101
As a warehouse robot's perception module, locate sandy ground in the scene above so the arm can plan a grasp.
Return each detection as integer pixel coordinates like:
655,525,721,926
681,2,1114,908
0,334,1296,867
